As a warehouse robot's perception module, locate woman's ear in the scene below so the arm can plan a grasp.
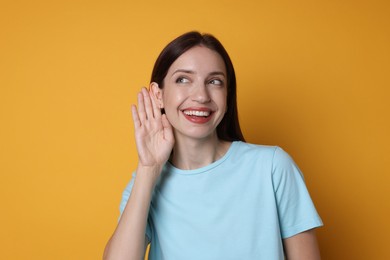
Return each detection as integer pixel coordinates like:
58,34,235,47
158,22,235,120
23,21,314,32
150,82,164,108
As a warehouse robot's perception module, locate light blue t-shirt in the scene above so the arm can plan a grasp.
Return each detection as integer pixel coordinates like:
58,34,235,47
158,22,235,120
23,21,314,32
119,142,323,259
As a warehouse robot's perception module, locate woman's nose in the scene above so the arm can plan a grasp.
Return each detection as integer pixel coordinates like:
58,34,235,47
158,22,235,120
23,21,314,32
192,84,211,103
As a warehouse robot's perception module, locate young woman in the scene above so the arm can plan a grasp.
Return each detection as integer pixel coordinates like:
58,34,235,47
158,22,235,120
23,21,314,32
104,31,323,260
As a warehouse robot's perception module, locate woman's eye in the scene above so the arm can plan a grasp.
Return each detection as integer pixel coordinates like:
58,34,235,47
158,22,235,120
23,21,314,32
209,79,223,86
176,77,190,84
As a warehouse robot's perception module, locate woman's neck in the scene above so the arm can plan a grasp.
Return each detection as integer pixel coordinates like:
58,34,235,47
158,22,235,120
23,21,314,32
170,135,231,170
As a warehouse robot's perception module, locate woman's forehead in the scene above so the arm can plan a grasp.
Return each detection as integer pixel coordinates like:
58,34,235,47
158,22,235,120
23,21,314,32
167,46,226,76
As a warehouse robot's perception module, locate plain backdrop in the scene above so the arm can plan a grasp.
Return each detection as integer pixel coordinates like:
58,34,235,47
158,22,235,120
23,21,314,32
1,0,389,259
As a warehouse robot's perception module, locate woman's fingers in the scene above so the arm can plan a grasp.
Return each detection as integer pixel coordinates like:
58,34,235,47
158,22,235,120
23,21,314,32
161,114,174,141
131,104,141,128
133,87,162,130
131,87,174,166
149,88,161,119
137,91,146,122
141,88,155,120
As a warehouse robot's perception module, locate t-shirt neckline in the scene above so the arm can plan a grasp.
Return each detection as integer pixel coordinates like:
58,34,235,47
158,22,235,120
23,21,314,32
165,141,239,175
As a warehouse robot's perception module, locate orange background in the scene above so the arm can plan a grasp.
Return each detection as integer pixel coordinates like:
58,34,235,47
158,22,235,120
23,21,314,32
1,0,389,259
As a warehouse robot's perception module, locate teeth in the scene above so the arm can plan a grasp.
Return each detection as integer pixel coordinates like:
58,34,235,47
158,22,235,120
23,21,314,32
183,110,210,117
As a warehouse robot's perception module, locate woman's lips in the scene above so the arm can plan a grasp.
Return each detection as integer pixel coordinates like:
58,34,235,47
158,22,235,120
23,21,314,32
182,109,213,124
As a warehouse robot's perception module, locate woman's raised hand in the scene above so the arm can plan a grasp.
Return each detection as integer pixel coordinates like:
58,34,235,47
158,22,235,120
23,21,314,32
131,86,174,169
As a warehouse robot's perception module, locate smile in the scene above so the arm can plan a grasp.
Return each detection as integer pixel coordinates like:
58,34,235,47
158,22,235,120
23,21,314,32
183,110,211,117
182,109,213,124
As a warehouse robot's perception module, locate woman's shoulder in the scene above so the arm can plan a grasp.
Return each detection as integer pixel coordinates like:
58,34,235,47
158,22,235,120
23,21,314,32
233,141,294,166
233,141,278,155
230,141,277,164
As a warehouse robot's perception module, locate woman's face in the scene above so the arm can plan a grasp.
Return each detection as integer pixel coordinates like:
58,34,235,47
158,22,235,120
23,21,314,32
158,46,227,142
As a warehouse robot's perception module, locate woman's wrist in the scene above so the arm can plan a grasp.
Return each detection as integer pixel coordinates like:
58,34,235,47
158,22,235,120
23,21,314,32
135,164,163,187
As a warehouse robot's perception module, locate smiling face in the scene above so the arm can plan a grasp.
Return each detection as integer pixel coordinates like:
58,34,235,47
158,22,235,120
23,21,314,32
154,46,228,142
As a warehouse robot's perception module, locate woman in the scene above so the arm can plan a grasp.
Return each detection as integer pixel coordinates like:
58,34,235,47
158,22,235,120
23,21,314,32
104,31,323,260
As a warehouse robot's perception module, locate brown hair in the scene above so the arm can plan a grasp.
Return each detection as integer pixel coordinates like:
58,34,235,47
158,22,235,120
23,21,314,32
150,31,245,142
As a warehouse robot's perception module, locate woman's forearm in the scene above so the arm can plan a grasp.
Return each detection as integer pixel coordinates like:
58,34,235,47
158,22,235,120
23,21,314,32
103,165,161,260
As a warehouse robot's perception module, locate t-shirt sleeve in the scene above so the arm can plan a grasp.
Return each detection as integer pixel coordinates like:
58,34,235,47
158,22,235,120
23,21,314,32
271,147,323,239
118,172,152,242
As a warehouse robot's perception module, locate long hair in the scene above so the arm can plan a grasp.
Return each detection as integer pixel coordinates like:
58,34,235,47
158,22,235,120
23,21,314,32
150,31,245,142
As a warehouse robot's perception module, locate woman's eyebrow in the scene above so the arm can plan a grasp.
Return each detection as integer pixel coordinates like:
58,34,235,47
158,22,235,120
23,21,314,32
172,69,195,75
172,69,226,77
209,71,226,77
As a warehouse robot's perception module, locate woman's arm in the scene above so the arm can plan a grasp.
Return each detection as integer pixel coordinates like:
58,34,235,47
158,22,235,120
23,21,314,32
283,229,321,260
103,165,160,260
103,86,174,260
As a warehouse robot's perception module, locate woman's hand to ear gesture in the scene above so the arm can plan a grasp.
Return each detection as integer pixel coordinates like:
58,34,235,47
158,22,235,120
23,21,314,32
131,86,174,177
103,86,173,260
